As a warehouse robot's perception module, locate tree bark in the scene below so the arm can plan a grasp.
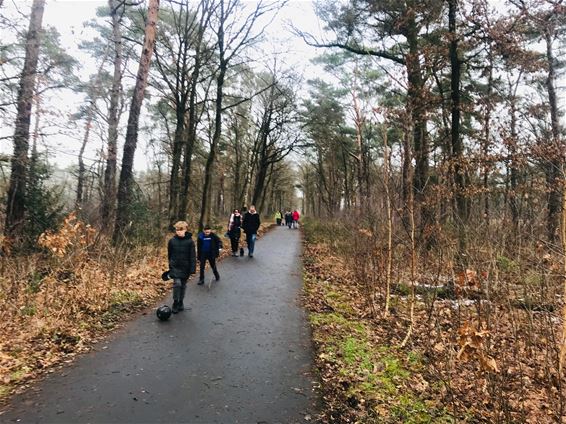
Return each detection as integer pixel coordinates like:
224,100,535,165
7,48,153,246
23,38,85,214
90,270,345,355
5,0,45,238
178,2,212,221
199,59,226,230
544,27,562,242
352,87,367,209
113,0,160,242
101,0,124,229
405,8,432,243
482,45,494,224
76,117,91,210
509,79,520,230
448,0,467,252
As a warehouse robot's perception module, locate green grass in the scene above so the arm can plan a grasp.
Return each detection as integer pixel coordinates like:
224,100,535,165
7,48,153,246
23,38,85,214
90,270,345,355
303,218,455,423
0,385,10,397
496,255,518,272
110,289,143,307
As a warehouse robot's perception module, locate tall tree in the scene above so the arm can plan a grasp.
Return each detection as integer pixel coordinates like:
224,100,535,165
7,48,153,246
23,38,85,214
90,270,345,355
301,0,443,241
152,0,214,224
510,0,566,241
250,73,299,209
198,0,280,229
447,0,469,252
113,0,160,242
101,0,126,229
4,0,46,237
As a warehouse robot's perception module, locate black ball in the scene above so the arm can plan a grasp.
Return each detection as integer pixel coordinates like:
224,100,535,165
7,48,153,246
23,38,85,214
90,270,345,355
156,305,172,321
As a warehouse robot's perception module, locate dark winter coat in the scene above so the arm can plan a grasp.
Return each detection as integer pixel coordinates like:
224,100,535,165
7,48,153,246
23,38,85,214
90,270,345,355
197,232,222,260
168,232,197,279
242,211,261,235
228,213,242,237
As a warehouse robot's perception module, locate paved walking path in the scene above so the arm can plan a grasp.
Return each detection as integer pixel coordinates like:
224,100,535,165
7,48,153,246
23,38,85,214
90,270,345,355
1,226,318,423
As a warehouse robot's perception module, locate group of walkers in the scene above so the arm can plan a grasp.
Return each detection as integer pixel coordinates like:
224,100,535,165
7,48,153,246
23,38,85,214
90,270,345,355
274,209,300,229
165,206,262,314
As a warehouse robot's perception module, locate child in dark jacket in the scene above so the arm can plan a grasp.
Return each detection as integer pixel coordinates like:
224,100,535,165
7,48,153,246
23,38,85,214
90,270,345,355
197,225,222,285
168,221,196,313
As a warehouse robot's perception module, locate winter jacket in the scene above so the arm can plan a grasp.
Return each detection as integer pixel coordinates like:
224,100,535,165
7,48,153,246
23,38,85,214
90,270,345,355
168,232,196,279
197,232,222,260
292,211,300,221
242,211,261,235
228,213,242,231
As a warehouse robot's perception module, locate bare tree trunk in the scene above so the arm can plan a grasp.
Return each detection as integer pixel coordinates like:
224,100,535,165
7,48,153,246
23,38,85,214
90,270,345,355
509,87,519,229
78,50,110,211
101,0,124,229
5,0,45,238
544,27,562,242
168,112,185,223
401,146,417,348
113,0,160,242
448,0,468,253
352,87,366,209
76,117,91,210
405,10,431,244
482,46,494,224
199,0,230,231
199,62,226,230
559,181,566,371
402,120,412,228
382,124,393,317
179,1,213,222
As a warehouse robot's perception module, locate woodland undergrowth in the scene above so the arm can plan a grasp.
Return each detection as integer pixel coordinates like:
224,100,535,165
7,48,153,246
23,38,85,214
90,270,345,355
302,218,564,423
0,213,271,405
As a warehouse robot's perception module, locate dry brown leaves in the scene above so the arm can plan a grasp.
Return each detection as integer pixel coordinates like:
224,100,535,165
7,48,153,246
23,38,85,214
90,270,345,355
0,220,277,406
303,221,566,423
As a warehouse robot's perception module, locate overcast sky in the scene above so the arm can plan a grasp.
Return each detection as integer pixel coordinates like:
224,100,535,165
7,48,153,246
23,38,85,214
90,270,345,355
1,0,563,173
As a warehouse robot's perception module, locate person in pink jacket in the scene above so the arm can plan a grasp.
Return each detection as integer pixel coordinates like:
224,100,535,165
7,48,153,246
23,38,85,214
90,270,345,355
292,210,300,229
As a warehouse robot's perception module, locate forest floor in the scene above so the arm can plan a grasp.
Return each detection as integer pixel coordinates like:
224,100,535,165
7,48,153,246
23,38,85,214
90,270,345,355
0,218,274,407
2,214,564,423
301,218,565,423
0,223,318,423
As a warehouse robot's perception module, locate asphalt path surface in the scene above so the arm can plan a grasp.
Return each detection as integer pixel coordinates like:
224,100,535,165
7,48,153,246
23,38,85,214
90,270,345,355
1,226,318,424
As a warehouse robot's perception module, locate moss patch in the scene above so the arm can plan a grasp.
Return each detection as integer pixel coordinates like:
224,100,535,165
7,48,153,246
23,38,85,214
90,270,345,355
303,218,454,422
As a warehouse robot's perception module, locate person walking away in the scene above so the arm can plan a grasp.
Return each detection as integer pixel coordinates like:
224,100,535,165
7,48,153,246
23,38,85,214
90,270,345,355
227,209,242,257
242,205,261,257
292,210,300,229
197,225,222,285
274,210,282,226
167,221,196,313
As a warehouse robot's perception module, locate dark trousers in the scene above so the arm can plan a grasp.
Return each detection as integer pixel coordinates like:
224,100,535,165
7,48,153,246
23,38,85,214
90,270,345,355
276,218,281,225
229,228,241,253
199,254,219,281
172,278,187,306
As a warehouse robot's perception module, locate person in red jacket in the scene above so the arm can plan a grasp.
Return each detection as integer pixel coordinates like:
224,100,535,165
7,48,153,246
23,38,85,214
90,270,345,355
292,210,300,229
